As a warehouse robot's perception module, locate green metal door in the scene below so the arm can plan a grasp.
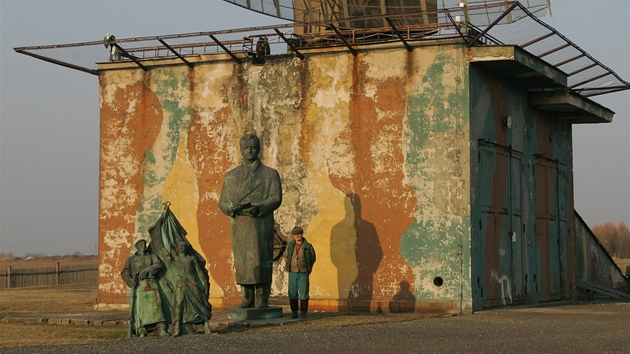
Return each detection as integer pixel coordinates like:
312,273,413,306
477,142,524,308
534,157,569,301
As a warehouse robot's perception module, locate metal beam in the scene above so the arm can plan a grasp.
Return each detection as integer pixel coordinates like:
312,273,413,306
14,49,99,75
209,35,242,64
113,44,149,71
538,43,570,58
568,63,598,77
569,72,611,89
553,53,585,68
521,31,554,48
273,0,281,18
329,24,357,57
274,29,304,60
158,39,193,68
466,2,519,48
385,17,412,52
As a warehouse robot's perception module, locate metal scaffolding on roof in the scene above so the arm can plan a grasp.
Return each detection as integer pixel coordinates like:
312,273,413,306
221,0,552,27
14,1,629,97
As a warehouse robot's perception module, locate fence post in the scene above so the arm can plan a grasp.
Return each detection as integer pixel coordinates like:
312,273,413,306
56,262,61,286
7,266,11,289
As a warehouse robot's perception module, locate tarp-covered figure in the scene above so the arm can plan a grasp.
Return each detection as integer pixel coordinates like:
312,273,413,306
121,239,170,337
148,202,213,335
103,33,120,61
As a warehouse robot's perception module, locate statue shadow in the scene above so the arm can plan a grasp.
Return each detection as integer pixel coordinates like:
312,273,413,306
389,280,416,313
331,193,383,306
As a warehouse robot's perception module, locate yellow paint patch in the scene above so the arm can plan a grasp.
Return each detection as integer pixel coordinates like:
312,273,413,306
303,55,358,299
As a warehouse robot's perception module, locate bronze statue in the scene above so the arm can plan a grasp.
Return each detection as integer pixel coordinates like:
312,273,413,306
219,133,282,309
170,242,213,336
121,239,170,337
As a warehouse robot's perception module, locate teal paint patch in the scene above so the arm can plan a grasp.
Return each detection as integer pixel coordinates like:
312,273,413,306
136,68,194,237
405,54,464,180
401,51,469,302
400,216,468,299
145,150,156,164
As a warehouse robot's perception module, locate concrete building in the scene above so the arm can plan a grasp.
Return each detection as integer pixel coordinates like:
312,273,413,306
16,2,630,313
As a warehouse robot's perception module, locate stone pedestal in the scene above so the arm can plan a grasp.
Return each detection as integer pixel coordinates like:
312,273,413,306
227,307,283,320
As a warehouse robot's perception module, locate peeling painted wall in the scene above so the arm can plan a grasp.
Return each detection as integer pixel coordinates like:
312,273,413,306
97,44,472,313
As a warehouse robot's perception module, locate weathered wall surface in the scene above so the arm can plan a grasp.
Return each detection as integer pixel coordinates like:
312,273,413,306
97,44,472,313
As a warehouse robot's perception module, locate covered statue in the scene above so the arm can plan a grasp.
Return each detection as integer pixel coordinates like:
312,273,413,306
121,202,212,337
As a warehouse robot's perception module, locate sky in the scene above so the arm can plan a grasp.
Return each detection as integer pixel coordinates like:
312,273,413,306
0,0,628,257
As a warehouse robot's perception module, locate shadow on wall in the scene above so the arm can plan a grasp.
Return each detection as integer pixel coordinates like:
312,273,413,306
331,193,384,305
390,280,416,313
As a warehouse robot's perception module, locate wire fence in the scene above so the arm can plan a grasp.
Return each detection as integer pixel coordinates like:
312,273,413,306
0,262,98,289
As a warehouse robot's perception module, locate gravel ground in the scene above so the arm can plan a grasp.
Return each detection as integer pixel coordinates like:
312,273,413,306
2,302,629,353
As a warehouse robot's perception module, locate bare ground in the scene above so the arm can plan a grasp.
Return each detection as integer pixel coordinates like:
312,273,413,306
0,256,626,348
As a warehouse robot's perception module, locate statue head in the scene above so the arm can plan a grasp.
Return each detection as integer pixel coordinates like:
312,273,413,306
135,239,147,254
239,133,261,163
176,241,188,255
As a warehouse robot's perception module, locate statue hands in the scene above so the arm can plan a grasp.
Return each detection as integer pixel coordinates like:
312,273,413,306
138,269,150,280
246,205,260,217
226,202,242,217
227,202,258,217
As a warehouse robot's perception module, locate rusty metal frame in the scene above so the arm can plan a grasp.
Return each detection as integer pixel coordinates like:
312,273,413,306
13,1,630,97
514,2,629,96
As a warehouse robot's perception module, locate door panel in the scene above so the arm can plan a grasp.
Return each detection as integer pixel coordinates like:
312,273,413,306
478,142,524,307
534,158,569,301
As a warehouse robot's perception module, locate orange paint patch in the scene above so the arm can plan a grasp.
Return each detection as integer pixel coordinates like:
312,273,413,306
98,79,163,300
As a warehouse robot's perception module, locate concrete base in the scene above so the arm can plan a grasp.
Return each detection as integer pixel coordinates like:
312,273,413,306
227,307,283,320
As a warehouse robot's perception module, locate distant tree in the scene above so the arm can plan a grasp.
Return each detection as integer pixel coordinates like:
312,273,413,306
592,222,616,256
0,252,15,259
592,221,630,258
617,222,630,258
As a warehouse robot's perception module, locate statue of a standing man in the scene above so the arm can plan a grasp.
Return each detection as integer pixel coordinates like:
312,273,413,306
219,133,282,309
